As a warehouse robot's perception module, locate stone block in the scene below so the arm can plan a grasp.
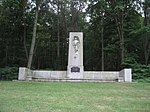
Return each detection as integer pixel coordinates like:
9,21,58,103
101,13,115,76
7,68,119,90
18,67,27,80
119,69,132,82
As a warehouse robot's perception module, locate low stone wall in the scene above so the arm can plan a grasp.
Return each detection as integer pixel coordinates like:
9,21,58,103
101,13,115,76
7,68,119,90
18,67,132,82
33,70,67,79
84,71,119,80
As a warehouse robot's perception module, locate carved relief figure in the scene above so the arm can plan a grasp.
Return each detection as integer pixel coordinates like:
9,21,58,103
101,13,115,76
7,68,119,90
72,36,80,54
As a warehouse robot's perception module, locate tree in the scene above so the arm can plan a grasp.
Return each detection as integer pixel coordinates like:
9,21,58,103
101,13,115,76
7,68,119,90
87,0,144,70
27,0,40,69
108,0,133,68
22,0,28,61
0,0,28,67
143,0,150,65
70,0,87,31
0,0,148,72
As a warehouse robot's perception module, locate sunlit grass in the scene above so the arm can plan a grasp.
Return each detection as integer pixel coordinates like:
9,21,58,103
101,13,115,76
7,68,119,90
0,81,150,112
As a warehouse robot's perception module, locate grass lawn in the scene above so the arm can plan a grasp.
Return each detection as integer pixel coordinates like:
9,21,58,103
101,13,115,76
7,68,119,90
0,81,150,112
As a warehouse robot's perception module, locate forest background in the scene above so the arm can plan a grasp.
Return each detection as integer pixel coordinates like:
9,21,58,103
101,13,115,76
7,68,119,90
0,0,150,82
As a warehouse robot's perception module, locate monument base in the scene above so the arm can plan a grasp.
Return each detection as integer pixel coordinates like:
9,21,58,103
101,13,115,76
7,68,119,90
67,65,84,79
18,67,132,82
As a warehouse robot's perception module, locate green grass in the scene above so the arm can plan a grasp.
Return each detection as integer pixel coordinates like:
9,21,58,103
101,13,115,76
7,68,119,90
0,81,150,112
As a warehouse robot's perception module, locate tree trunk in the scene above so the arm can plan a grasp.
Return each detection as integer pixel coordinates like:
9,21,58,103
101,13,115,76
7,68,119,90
71,1,79,31
115,14,124,68
143,2,150,65
23,8,28,61
62,1,68,68
22,0,28,61
101,17,104,71
120,15,124,66
57,0,60,58
5,44,8,66
27,0,39,69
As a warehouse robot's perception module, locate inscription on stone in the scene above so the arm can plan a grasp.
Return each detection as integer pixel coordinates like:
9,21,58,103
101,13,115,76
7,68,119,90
71,67,80,73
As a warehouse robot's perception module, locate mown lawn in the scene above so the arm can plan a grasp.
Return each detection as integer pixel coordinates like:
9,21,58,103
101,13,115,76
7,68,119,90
0,81,150,112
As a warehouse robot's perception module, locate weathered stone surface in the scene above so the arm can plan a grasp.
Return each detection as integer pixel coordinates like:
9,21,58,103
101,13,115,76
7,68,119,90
32,71,67,79
18,67,33,81
18,67,132,82
84,71,119,80
18,67,27,80
67,32,84,79
119,69,132,82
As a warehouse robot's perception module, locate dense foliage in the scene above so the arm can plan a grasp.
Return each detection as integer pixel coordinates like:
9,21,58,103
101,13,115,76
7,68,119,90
0,67,18,80
0,0,149,81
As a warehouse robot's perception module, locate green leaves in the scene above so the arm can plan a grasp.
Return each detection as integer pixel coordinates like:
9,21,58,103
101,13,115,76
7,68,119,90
114,5,124,11
0,0,149,79
0,67,18,80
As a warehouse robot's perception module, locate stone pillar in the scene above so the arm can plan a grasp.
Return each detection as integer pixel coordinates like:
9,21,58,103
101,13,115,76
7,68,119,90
124,69,132,82
67,32,84,79
18,67,27,80
18,67,33,81
119,69,132,82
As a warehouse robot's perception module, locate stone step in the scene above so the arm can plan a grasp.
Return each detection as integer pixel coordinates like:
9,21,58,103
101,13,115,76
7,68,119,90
31,78,118,82
118,77,124,82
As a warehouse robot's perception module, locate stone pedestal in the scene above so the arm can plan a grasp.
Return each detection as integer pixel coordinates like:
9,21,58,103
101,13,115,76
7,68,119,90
67,32,84,79
18,67,27,80
18,67,33,81
119,69,132,82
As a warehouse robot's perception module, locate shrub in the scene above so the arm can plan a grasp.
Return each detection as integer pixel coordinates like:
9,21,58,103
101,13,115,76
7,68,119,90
123,61,150,82
0,67,18,80
131,64,150,80
135,77,150,83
